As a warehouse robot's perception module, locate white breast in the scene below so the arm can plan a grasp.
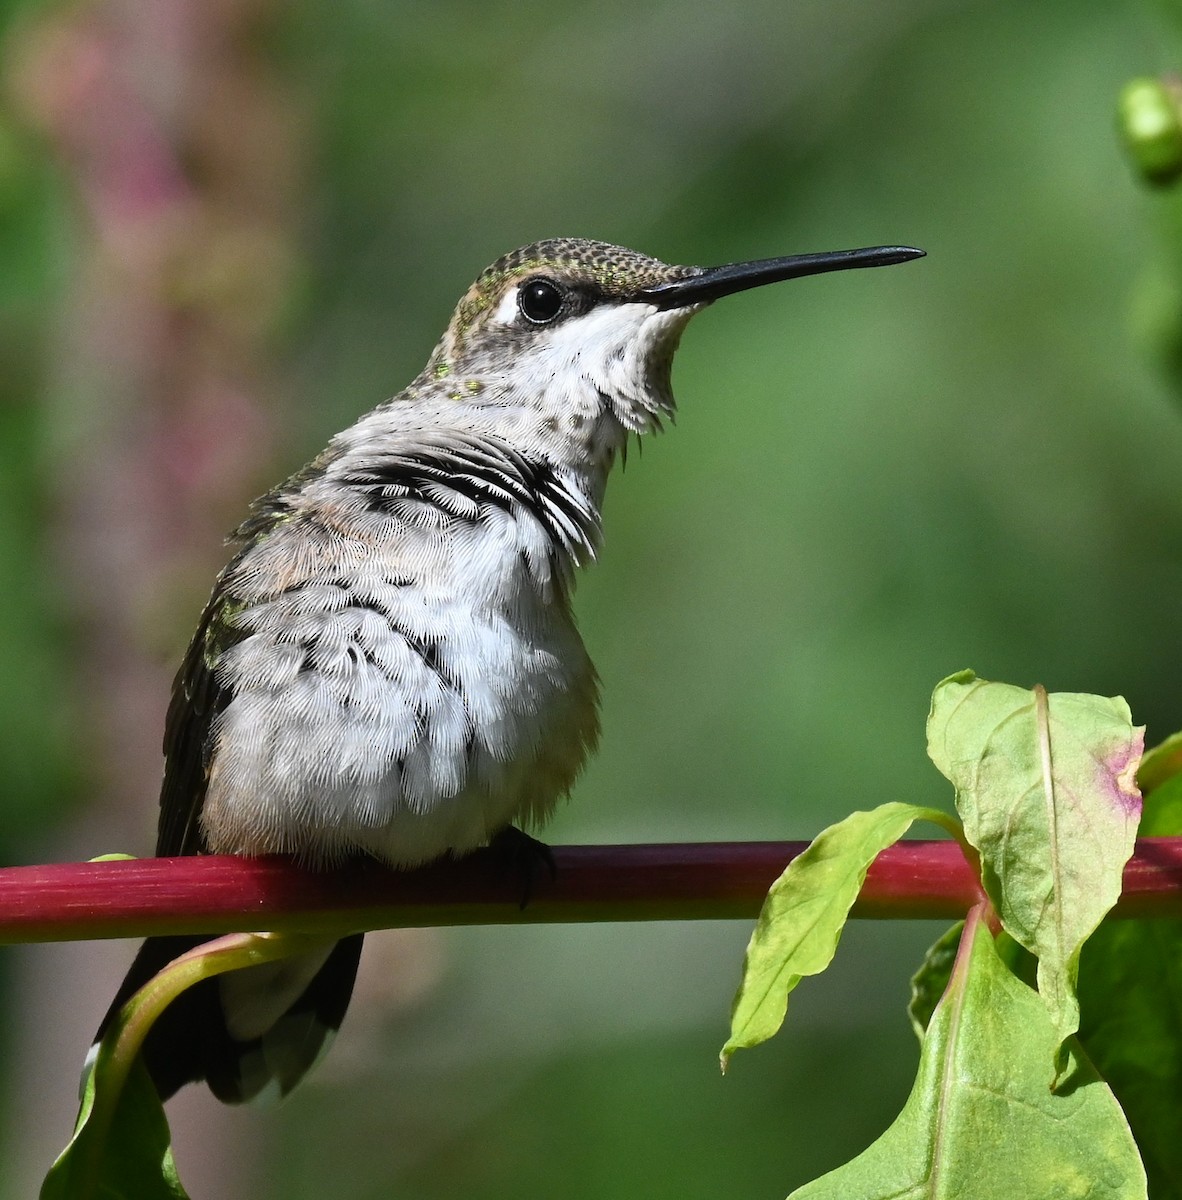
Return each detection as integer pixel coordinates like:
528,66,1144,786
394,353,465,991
200,495,599,866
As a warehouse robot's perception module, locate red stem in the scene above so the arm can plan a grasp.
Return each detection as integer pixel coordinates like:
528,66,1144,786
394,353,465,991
1,838,1180,944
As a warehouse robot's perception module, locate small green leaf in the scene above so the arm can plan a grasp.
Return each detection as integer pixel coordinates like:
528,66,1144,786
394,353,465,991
1137,764,1182,833
1134,728,1182,795
908,922,962,1040
793,910,1147,1200
1140,772,1182,838
722,802,950,1070
40,1045,186,1200
927,671,1142,1055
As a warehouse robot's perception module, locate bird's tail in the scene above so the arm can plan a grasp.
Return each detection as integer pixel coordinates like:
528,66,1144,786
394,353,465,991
95,933,364,1103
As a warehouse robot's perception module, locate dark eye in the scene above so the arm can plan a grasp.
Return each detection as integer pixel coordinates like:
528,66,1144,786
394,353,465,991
518,278,564,324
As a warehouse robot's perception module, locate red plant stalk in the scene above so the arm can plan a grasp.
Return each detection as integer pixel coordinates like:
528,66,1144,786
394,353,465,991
1,839,1180,944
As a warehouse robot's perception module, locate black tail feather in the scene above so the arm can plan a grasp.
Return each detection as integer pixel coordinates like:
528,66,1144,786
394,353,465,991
95,933,365,1103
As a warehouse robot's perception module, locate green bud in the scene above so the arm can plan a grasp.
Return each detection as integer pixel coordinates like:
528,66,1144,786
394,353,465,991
1118,76,1182,186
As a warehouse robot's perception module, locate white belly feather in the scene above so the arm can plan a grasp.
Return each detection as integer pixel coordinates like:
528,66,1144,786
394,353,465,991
201,498,599,866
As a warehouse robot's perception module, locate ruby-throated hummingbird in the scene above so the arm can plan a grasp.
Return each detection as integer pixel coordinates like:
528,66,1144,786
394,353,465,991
98,237,923,1104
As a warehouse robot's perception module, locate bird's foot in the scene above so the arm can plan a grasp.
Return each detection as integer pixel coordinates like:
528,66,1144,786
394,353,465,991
488,826,556,909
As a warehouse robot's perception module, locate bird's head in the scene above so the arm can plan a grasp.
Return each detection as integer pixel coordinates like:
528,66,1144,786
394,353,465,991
425,237,922,449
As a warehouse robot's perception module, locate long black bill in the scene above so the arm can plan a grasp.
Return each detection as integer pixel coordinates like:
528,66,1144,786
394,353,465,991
637,245,925,309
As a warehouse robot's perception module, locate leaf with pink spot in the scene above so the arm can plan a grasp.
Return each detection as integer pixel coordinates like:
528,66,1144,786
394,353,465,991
926,671,1143,1064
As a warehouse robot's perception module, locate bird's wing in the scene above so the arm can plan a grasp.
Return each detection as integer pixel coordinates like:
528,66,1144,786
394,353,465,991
156,590,243,857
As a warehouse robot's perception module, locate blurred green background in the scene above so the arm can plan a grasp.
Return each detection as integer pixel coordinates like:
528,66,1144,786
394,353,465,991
3,0,1182,1195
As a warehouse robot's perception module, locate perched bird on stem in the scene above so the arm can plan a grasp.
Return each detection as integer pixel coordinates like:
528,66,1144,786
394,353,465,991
98,236,923,1103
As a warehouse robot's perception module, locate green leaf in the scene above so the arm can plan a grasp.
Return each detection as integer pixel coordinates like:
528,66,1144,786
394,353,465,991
792,910,1147,1200
1076,769,1182,1199
908,922,962,1040
1078,918,1182,1199
41,930,329,1200
722,802,950,1070
1137,767,1182,834
40,1046,186,1200
1135,728,1182,795
926,670,1142,1054
1139,773,1182,838
910,924,1037,1042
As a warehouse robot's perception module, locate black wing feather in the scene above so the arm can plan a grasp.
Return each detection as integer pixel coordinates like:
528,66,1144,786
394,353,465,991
157,576,251,856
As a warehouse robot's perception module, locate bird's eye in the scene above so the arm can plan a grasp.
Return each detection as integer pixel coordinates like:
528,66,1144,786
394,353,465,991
518,278,564,324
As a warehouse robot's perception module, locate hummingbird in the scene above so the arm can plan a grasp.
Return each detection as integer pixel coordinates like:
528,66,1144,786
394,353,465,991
97,236,923,1104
